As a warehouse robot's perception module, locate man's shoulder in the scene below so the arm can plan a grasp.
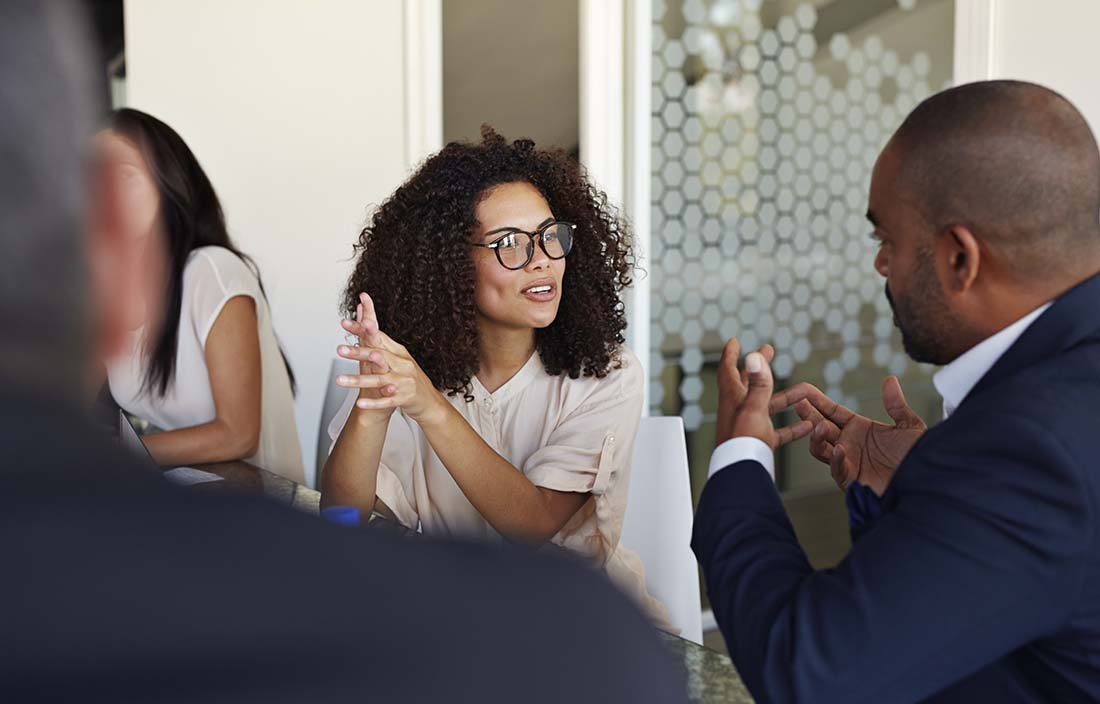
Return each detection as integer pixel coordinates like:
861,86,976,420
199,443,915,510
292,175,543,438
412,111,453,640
0,407,687,703
898,346,1098,541
945,339,1100,455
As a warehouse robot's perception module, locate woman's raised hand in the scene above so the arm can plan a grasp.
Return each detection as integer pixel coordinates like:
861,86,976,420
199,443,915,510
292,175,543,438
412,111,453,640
338,292,394,412
336,292,446,425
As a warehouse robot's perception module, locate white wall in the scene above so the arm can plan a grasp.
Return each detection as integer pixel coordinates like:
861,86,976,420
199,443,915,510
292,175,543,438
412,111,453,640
972,0,1100,133
994,1,1100,132
125,0,410,486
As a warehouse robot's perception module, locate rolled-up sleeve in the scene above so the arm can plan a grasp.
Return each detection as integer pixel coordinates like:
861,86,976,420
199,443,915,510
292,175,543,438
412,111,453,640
522,356,644,565
523,359,643,498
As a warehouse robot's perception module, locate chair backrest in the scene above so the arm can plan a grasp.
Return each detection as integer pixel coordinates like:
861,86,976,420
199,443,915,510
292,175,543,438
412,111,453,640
315,357,359,489
619,415,703,643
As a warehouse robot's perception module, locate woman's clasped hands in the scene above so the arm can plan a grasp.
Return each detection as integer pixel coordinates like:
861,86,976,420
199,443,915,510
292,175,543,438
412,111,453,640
337,292,447,426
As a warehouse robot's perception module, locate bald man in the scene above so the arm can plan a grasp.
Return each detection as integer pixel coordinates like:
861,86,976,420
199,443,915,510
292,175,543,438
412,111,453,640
695,81,1100,702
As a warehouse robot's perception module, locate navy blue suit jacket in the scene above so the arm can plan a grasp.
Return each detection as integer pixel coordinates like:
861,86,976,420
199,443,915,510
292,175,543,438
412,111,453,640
693,274,1100,703
1,392,687,703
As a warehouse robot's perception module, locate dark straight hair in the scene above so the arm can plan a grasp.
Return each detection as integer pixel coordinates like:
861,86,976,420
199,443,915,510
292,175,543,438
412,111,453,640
108,108,295,396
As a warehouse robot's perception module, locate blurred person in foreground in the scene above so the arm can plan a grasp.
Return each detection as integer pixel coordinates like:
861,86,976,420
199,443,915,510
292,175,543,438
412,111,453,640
695,81,1100,702
0,4,687,702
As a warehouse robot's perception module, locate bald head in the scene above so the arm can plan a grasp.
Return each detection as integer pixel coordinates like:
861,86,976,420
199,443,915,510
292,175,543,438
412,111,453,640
888,80,1100,280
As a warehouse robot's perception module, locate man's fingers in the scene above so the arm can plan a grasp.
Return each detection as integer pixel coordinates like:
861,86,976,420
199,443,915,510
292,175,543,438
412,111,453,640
770,382,817,413
797,398,838,462
882,375,924,428
743,352,774,410
776,420,814,446
809,437,835,465
830,443,849,490
781,382,857,428
745,344,776,386
812,416,841,444
721,338,742,368
719,339,745,402
793,399,822,423
770,383,815,414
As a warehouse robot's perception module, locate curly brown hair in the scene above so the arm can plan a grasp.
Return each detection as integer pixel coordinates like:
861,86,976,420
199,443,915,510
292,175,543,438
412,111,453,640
344,126,636,400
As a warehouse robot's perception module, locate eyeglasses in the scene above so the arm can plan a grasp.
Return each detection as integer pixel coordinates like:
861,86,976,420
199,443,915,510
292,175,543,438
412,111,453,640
469,220,575,270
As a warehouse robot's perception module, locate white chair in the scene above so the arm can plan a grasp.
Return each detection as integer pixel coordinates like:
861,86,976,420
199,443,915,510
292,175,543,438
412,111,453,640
315,357,358,489
620,415,704,644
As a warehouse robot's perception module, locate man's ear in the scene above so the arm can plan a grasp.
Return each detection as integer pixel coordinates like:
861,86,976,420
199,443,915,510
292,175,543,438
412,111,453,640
940,224,981,294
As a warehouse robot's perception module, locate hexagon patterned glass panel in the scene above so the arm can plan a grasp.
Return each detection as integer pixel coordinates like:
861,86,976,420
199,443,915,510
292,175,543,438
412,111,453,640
649,0,954,505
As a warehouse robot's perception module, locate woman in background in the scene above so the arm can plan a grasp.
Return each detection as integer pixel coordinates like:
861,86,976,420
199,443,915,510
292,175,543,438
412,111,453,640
100,108,304,482
322,127,669,626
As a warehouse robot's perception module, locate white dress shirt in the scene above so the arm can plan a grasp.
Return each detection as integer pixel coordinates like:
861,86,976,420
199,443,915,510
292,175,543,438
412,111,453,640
932,303,1051,419
708,302,1052,481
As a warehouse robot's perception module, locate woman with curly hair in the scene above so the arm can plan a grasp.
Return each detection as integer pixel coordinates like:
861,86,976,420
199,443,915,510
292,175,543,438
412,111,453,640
322,128,669,625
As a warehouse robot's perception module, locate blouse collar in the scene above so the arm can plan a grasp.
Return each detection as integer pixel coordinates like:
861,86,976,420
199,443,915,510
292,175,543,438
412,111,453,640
470,351,544,403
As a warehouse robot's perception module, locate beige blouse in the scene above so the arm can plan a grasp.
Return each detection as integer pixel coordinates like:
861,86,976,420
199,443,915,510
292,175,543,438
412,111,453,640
328,347,670,627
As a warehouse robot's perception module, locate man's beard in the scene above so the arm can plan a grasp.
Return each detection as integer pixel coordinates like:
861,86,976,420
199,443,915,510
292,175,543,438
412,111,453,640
885,247,958,365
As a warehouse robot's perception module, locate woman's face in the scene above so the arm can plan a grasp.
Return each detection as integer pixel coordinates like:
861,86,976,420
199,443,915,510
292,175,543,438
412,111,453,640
91,129,166,334
93,130,160,241
471,181,566,332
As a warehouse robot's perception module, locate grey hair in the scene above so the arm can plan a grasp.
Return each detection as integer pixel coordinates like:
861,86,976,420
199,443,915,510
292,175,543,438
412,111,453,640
0,2,99,397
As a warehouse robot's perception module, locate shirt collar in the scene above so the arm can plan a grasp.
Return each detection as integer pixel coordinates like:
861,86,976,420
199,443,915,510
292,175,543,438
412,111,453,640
470,351,543,403
932,302,1052,418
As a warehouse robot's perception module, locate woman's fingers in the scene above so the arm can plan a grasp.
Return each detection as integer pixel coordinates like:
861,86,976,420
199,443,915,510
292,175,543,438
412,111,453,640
336,372,395,390
337,344,393,373
354,290,385,347
340,318,392,364
355,395,400,411
337,371,401,399
359,292,378,323
341,317,366,337
358,292,385,347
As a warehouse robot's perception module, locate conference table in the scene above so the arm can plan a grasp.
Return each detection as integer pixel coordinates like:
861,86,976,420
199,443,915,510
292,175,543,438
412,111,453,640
188,460,753,704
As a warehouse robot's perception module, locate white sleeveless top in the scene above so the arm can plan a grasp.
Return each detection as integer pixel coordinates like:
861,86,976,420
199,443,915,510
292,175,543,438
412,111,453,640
108,246,304,483
328,347,671,627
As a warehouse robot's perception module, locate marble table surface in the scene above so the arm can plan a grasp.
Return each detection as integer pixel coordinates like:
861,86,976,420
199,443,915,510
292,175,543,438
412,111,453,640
189,461,753,703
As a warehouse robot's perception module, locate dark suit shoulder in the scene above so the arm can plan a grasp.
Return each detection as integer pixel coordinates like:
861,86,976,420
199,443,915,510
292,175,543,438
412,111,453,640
0,400,687,703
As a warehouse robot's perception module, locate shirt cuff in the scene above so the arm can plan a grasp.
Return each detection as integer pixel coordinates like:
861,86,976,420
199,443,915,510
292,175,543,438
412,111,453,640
708,436,776,482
